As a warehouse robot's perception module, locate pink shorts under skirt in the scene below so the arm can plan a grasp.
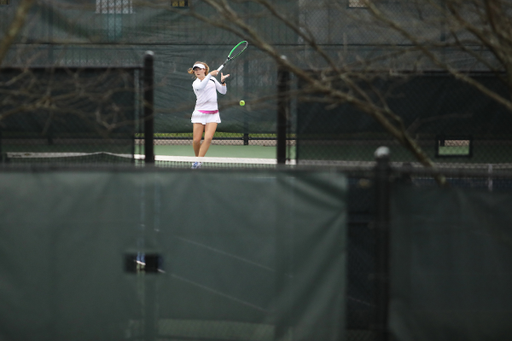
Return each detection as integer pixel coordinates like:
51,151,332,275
191,110,221,125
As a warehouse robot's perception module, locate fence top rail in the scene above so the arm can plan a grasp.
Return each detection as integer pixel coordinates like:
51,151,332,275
0,66,143,71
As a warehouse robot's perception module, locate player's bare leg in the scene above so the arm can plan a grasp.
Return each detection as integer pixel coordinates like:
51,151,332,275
192,123,205,157
198,123,217,157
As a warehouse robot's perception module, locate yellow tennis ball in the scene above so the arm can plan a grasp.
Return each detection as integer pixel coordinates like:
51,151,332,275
239,100,245,106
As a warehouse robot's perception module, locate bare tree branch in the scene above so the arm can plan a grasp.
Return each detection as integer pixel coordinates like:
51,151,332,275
364,0,512,113
0,0,35,66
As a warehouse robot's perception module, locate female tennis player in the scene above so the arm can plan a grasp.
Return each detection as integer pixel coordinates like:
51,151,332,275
187,61,230,169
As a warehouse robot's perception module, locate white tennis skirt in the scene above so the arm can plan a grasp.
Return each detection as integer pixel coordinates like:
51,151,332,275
191,110,221,125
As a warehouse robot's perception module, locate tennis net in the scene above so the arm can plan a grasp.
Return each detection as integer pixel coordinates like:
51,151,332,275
3,152,134,164
7,151,512,172
2,152,296,168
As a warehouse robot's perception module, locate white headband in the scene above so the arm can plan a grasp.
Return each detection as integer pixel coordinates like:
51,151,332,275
192,64,206,69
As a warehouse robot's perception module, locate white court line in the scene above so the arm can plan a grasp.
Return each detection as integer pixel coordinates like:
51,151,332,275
175,236,275,272
136,154,297,165
137,154,275,164
170,274,269,312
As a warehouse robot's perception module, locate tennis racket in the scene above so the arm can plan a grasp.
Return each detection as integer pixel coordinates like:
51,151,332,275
217,41,248,71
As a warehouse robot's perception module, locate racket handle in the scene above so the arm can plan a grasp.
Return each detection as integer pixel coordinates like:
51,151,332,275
217,64,224,71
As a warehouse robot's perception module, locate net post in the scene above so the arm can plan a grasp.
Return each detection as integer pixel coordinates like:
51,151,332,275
144,51,155,164
373,146,391,341
277,61,289,164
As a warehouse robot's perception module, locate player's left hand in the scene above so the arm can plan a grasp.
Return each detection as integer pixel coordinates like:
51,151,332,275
221,72,230,83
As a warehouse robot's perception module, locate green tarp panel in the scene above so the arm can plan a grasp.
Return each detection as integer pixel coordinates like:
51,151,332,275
0,168,347,341
391,184,512,341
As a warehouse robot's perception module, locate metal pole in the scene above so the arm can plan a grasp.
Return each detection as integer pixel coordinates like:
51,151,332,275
274,178,290,341
374,146,391,341
0,129,3,163
243,59,249,145
277,63,289,165
143,51,155,164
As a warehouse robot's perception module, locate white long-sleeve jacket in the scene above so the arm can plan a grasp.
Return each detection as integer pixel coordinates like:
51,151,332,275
192,73,227,111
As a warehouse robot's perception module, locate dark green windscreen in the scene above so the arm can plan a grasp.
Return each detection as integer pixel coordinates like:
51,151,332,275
390,184,512,341
0,169,348,341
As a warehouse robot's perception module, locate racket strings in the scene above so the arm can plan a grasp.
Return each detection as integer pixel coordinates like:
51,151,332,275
218,41,248,71
228,41,248,60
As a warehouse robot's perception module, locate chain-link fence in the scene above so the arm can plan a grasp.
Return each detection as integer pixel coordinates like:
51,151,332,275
4,0,501,151
293,71,512,170
3,2,512,339
0,64,146,165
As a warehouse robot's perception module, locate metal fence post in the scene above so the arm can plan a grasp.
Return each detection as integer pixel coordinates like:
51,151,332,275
0,129,3,163
244,59,250,146
374,146,391,341
144,51,155,164
277,62,289,165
